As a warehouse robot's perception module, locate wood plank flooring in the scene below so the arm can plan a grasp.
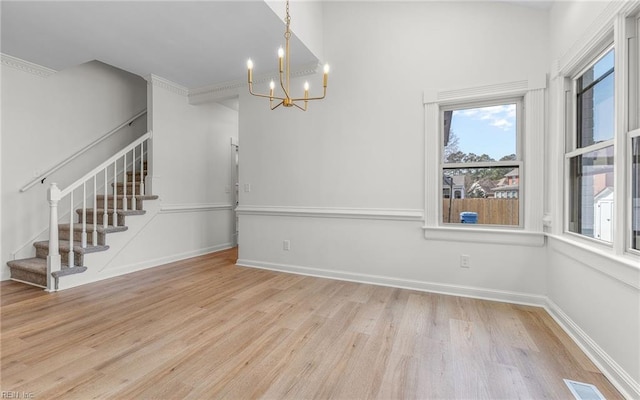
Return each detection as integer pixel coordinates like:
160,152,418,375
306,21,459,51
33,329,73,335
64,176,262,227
1,248,622,399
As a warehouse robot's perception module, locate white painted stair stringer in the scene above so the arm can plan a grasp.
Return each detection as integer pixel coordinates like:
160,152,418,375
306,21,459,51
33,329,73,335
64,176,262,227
56,200,161,290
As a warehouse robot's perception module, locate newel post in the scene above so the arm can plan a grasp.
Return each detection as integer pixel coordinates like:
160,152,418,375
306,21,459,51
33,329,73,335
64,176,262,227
47,183,62,292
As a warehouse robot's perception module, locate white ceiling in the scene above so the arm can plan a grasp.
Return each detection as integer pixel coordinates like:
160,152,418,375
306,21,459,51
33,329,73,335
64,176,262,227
1,1,318,89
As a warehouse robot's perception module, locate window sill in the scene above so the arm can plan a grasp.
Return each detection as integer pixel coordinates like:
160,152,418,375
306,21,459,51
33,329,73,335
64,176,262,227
422,225,545,247
547,234,640,289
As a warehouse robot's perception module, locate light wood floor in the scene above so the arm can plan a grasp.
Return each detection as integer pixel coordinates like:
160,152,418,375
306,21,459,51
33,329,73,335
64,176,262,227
1,248,622,399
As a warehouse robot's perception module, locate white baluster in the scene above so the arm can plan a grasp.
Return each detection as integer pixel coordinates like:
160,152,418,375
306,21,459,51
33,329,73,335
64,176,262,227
46,183,61,291
68,191,75,269
132,147,137,210
139,141,145,196
92,176,97,246
81,182,87,248
122,153,128,211
103,168,108,229
113,160,117,226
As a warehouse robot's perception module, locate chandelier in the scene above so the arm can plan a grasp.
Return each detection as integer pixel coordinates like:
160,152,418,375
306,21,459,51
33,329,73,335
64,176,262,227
246,0,329,111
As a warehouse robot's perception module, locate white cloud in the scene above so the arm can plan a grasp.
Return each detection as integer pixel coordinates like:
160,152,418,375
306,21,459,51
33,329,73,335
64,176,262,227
456,104,515,131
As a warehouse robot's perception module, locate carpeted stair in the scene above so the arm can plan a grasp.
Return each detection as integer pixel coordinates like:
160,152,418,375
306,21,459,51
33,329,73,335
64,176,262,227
7,167,158,289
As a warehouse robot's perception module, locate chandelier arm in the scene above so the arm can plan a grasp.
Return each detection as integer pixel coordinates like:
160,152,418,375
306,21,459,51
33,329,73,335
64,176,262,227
291,94,326,102
249,85,287,101
271,101,284,110
291,87,327,102
292,102,307,111
279,72,291,101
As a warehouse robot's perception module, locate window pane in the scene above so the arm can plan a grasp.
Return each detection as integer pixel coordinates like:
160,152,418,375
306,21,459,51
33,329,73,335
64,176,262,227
578,72,615,147
579,49,614,88
577,49,615,148
569,146,614,242
443,167,519,226
633,138,640,251
444,104,517,163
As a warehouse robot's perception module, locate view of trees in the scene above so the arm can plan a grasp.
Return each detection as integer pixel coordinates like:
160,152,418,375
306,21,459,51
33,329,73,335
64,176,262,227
444,130,518,198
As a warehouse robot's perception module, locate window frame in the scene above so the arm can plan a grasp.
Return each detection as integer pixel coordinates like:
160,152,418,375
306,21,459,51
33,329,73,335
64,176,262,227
440,98,524,228
422,77,546,247
560,9,640,258
564,44,616,246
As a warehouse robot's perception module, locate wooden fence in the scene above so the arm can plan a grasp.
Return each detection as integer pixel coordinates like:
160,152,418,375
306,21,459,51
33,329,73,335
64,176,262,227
443,198,519,225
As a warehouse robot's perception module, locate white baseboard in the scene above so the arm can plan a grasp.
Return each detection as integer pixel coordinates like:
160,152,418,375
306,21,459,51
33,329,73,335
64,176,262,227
58,243,234,290
236,258,547,307
236,258,638,399
544,299,640,400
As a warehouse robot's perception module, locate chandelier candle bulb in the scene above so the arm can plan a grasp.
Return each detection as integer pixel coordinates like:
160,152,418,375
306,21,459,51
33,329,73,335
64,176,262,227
323,64,329,87
304,82,309,99
278,47,284,72
247,59,253,83
269,81,275,98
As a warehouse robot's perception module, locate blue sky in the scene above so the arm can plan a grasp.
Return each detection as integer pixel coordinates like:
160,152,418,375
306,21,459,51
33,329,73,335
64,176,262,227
448,104,517,161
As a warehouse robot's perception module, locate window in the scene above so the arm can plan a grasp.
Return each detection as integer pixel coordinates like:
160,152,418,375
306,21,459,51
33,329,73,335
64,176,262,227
632,136,640,251
441,101,522,226
567,48,615,243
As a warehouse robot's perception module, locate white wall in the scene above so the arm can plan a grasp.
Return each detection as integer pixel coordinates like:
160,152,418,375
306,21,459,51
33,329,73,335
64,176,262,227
238,1,550,302
106,76,239,270
546,1,640,397
59,76,239,286
1,57,147,280
265,0,324,62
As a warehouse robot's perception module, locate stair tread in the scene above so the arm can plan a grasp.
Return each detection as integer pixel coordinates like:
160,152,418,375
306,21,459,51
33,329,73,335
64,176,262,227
33,240,110,254
96,194,158,200
75,208,146,216
58,223,128,234
8,258,87,277
7,258,47,274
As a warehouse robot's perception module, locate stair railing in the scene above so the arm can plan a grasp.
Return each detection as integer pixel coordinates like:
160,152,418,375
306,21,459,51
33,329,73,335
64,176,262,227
46,131,152,291
21,109,147,193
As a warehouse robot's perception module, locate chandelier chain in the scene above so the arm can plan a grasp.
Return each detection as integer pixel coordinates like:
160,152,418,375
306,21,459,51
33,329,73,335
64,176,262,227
284,0,291,39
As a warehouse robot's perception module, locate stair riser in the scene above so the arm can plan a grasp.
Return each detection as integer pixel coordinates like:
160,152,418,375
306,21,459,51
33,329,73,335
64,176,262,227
115,184,145,196
95,198,144,211
125,172,147,183
35,247,83,266
59,229,106,246
11,269,46,287
78,212,126,226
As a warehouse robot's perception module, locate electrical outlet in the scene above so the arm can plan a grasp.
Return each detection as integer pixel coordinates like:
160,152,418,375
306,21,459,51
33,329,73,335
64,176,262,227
283,240,291,251
244,183,251,192
460,254,471,268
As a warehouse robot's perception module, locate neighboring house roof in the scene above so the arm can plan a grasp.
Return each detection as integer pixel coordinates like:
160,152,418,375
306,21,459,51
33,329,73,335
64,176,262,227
505,168,519,177
492,184,520,192
443,175,466,187
594,187,614,202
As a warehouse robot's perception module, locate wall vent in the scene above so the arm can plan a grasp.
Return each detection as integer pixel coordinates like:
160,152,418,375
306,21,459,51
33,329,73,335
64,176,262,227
564,379,606,400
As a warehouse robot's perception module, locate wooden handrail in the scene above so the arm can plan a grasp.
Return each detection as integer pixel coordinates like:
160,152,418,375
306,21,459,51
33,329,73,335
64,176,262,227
20,109,147,192
60,131,151,196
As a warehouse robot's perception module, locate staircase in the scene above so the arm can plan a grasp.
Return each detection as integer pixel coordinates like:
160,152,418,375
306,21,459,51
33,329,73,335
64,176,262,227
7,134,157,290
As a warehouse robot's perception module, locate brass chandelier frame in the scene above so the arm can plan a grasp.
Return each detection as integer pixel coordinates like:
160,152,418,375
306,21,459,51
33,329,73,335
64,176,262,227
247,0,329,111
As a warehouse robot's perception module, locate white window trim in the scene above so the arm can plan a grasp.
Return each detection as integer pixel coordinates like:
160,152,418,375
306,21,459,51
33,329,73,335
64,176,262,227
557,5,640,259
564,45,616,247
629,129,640,256
441,97,524,228
422,76,546,246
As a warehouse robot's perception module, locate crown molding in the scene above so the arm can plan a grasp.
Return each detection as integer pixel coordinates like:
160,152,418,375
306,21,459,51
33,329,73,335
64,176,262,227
146,74,189,97
0,53,56,77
